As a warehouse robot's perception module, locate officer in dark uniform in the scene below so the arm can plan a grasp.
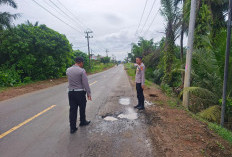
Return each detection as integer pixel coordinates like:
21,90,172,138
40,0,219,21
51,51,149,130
66,57,91,134
134,56,145,110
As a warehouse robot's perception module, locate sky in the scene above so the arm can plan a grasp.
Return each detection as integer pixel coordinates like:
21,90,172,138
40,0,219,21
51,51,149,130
1,0,185,61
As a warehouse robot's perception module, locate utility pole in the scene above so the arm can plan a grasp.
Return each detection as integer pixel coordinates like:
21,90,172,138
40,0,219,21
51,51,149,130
85,31,93,70
182,0,197,108
221,0,232,127
105,49,109,57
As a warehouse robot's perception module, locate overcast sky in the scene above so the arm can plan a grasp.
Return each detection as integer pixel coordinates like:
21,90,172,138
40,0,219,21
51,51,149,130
1,0,185,60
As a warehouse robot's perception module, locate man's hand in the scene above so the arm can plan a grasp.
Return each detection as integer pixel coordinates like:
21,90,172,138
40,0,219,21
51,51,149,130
88,96,92,101
141,85,145,90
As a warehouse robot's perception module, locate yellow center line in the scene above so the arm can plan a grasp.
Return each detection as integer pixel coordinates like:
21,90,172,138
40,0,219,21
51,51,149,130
0,105,56,140
90,81,97,86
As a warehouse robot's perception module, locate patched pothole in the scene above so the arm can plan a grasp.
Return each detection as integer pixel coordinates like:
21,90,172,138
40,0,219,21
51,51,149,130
119,97,130,105
118,108,138,120
103,116,118,121
102,108,138,121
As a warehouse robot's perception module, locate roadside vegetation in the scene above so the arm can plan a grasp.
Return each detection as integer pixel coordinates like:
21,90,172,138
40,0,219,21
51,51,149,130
0,1,115,91
125,62,232,146
125,0,232,134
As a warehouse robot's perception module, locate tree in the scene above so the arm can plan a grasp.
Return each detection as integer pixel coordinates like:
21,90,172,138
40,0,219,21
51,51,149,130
0,22,73,82
0,0,20,30
160,0,181,84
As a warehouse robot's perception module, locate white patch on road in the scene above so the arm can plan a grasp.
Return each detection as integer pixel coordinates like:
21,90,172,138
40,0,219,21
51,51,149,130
104,116,118,121
119,97,130,105
118,108,138,120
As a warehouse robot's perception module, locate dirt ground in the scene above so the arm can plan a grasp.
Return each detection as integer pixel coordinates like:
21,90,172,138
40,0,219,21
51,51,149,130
0,77,68,101
128,78,232,157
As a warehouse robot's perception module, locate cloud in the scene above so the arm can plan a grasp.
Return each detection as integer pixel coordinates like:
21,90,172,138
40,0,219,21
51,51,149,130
103,13,124,25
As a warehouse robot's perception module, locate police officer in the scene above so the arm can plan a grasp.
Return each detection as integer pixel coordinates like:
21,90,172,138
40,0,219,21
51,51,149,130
134,57,145,110
66,57,91,134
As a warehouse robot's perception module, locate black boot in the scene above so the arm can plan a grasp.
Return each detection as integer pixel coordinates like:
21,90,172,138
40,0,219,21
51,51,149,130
137,106,145,110
134,104,141,108
79,120,91,127
70,127,78,134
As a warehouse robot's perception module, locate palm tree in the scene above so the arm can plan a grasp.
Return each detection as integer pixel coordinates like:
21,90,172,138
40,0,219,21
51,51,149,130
160,0,181,84
0,0,20,30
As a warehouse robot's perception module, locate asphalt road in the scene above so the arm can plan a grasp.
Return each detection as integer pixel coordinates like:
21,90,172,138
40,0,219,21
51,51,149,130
0,65,154,157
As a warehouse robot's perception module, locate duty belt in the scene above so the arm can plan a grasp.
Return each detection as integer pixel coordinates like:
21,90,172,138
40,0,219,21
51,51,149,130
68,89,85,91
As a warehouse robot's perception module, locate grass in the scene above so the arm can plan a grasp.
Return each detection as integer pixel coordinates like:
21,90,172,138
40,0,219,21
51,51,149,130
89,62,115,74
208,123,232,144
190,111,232,144
124,62,232,145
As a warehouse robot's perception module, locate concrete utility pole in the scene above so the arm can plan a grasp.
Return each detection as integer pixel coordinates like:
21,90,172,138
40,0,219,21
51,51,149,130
105,49,109,57
220,0,232,127
85,31,93,70
183,0,197,108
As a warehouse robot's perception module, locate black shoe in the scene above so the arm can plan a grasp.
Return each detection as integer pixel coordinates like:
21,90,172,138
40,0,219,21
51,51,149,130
134,104,140,108
79,120,91,127
137,106,145,110
70,127,78,134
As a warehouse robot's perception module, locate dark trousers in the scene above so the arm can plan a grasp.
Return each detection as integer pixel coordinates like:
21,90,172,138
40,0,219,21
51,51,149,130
136,83,144,107
68,91,87,129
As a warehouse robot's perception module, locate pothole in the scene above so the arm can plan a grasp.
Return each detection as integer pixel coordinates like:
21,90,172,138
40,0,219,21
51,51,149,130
119,97,130,105
149,94,158,97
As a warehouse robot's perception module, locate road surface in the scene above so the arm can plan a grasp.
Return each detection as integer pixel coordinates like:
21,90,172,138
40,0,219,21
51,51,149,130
0,65,154,157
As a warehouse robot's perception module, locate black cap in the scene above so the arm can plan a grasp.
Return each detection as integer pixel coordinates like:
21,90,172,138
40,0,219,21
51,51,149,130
75,57,84,63
136,56,143,60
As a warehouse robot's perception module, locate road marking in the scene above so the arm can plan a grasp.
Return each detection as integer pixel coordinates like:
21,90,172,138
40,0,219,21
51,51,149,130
90,81,97,86
0,105,56,140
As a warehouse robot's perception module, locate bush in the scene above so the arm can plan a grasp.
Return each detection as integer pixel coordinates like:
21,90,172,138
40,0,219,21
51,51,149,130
161,83,172,96
0,23,73,83
153,69,163,84
0,66,21,86
198,105,221,123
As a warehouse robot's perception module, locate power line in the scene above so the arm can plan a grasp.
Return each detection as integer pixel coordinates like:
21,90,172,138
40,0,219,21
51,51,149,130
56,0,89,30
42,0,82,32
48,0,85,31
139,0,157,35
31,0,82,34
135,0,149,35
143,9,159,37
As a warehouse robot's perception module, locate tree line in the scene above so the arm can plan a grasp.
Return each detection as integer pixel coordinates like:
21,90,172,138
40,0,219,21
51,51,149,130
128,0,232,129
0,0,112,87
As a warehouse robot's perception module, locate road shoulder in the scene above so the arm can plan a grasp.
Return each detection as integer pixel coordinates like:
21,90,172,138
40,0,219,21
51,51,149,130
0,65,115,102
125,65,232,157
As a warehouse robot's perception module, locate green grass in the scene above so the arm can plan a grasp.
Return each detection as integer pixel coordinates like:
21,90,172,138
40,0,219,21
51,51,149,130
89,62,115,74
190,111,232,144
208,122,232,144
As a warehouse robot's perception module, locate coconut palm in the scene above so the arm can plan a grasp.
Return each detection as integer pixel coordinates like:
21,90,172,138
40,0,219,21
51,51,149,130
0,0,20,30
